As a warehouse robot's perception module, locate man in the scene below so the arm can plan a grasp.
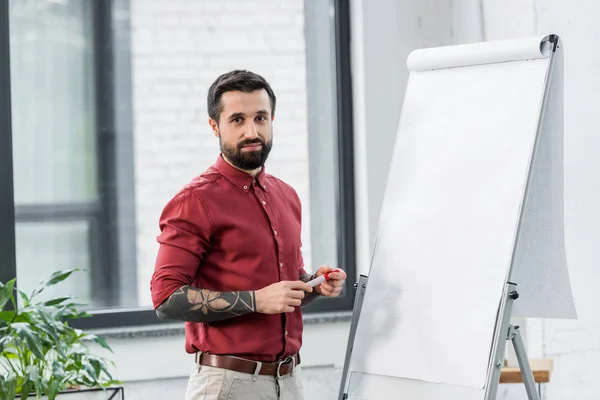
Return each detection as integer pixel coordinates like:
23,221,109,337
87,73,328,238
150,69,347,400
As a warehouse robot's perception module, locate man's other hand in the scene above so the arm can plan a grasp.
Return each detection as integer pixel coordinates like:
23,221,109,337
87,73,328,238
256,281,313,314
313,266,346,297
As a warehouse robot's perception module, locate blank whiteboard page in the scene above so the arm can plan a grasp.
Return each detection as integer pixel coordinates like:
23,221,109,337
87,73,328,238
350,36,551,391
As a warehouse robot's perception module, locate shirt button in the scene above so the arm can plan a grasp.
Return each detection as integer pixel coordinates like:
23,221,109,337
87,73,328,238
280,262,283,268
243,185,248,190
262,201,266,205
285,331,288,336
274,230,278,235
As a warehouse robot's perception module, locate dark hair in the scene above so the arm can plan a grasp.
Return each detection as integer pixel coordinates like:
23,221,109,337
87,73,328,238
207,70,276,123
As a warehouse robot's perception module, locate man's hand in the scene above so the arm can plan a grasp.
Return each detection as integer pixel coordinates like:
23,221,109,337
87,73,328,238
256,281,313,314
313,266,347,297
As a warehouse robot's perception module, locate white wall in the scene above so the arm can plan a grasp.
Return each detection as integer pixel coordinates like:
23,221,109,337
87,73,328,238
351,0,600,398
530,1,600,398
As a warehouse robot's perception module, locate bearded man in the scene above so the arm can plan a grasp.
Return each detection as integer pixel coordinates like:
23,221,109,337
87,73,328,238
150,70,347,400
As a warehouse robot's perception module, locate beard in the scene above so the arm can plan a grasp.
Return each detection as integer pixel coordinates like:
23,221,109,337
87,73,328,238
220,136,273,171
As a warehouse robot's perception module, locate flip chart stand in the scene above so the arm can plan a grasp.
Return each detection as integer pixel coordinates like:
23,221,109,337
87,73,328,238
339,33,567,400
338,275,368,400
339,279,540,400
508,325,539,400
484,282,539,400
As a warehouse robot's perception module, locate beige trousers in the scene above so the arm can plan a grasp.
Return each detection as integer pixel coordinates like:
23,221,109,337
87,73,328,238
184,363,304,400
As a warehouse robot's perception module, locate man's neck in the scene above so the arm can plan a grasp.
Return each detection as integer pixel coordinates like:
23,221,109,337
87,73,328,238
222,154,262,177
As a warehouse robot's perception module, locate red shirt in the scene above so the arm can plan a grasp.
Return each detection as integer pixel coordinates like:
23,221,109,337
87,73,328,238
150,154,307,362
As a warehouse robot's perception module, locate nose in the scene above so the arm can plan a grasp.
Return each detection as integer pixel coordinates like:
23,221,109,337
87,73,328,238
243,121,259,139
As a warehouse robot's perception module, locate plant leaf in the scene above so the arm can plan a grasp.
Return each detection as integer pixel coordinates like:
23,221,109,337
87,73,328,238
82,334,113,353
11,322,45,360
93,335,113,353
51,360,65,381
37,308,67,332
18,290,29,308
96,357,116,381
1,349,19,359
0,373,17,400
46,380,61,400
31,269,79,300
20,379,32,400
0,278,16,310
42,296,72,307
25,364,42,393
0,310,16,324
47,380,61,400
76,311,92,319
9,311,32,324
52,302,90,320
84,361,99,383
0,331,12,347
89,358,102,378
35,308,66,334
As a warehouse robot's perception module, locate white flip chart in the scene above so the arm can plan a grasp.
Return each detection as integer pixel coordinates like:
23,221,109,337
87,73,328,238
346,35,576,400
509,45,576,319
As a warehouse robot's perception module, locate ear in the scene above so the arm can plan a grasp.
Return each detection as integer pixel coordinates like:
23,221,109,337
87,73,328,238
208,118,219,137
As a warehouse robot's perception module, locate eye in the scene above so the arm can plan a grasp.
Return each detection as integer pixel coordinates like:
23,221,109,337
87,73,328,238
232,117,243,123
256,116,266,122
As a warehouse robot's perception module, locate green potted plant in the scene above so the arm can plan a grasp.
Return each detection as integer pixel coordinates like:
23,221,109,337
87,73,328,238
0,269,120,399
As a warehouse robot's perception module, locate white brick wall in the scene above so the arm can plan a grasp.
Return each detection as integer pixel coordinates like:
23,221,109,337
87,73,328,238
130,0,312,306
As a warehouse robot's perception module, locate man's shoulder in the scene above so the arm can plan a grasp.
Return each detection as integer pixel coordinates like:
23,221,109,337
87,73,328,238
182,166,222,193
265,173,300,201
163,167,222,208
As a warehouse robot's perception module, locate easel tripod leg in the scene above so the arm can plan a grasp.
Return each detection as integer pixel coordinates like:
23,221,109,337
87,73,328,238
338,275,369,400
510,326,540,400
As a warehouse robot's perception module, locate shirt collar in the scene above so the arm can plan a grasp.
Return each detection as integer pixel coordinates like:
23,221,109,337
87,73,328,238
214,154,268,192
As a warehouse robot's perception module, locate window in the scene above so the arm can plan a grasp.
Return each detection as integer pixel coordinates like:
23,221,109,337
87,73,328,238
0,0,356,329
7,0,137,311
10,0,101,307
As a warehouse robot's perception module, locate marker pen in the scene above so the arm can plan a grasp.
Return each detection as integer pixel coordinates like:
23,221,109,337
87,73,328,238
307,269,341,287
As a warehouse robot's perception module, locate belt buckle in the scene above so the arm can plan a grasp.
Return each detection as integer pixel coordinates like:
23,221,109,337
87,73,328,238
276,355,296,379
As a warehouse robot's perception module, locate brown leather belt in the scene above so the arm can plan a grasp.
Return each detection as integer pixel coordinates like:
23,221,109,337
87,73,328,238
195,352,300,378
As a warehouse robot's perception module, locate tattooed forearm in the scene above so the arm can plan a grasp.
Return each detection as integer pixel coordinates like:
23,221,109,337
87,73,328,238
300,273,321,306
156,286,257,323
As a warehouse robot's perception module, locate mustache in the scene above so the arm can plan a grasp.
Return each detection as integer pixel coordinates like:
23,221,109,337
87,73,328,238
237,139,265,148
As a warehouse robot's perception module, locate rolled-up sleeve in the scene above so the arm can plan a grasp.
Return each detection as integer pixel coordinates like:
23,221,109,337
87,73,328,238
150,188,214,309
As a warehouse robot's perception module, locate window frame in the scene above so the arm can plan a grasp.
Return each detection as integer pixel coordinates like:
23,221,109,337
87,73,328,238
0,0,357,329
302,0,357,315
91,0,139,309
0,0,17,298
